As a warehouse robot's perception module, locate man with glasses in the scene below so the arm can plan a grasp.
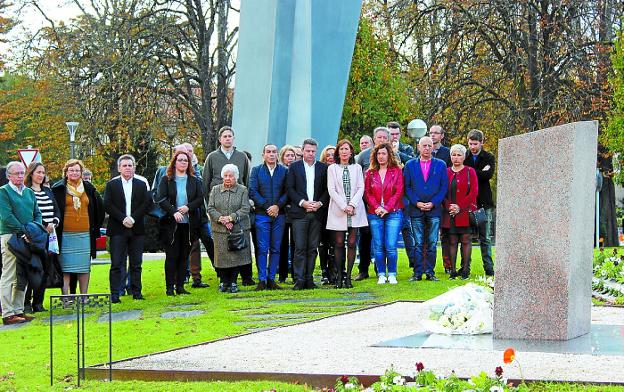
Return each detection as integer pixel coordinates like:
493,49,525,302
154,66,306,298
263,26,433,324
387,121,415,164
0,162,42,324
428,125,451,166
404,137,448,282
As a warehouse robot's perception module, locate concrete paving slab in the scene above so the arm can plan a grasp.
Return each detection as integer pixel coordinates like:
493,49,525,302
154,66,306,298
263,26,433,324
93,303,624,385
98,310,143,323
160,310,205,319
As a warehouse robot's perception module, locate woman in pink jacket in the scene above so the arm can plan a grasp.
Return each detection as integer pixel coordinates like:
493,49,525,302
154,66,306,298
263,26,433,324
364,143,404,284
326,139,368,288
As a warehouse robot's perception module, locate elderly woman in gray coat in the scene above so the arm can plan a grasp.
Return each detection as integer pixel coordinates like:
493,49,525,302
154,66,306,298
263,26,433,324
207,164,252,293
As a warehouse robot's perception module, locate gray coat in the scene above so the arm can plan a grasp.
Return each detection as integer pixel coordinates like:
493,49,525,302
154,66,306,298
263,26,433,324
207,183,252,268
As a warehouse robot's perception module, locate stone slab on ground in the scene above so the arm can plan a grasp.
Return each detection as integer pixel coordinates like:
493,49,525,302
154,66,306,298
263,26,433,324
160,310,205,319
98,310,142,323
494,121,598,340
94,302,624,384
42,313,94,323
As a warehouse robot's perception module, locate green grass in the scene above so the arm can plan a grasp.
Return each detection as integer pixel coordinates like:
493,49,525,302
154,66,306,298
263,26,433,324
0,248,621,391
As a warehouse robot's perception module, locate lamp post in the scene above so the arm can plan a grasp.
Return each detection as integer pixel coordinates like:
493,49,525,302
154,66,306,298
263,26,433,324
164,126,176,159
406,119,427,141
66,121,79,159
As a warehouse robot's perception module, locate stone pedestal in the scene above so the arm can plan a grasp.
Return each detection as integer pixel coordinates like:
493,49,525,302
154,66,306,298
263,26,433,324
493,121,597,340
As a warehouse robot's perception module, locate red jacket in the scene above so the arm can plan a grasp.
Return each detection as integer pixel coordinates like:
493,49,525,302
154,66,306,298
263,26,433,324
442,166,478,229
364,166,404,214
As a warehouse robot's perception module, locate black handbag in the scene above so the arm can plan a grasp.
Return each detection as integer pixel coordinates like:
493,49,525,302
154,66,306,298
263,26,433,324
227,230,248,251
466,171,487,228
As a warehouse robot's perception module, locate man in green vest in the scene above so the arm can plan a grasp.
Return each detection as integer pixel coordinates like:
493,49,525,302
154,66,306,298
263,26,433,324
0,161,42,325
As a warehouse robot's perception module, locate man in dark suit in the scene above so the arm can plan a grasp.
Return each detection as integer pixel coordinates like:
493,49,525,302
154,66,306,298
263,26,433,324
104,154,150,302
286,138,329,290
465,129,495,276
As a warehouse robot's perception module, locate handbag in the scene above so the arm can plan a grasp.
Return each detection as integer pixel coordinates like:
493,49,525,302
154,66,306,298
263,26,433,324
227,230,248,251
466,170,487,228
48,227,60,254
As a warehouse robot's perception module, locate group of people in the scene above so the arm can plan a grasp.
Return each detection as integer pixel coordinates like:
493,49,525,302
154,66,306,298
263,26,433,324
0,121,496,324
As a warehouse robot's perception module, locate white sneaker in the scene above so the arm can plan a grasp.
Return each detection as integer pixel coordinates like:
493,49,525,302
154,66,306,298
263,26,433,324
377,275,387,284
387,275,398,284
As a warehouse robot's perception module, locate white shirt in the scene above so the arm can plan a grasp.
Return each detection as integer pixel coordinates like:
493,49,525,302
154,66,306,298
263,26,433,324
121,176,134,223
221,146,234,160
267,164,276,177
8,182,24,196
301,160,316,205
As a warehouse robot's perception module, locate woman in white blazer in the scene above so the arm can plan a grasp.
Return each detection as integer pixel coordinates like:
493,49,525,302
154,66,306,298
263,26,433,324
326,139,368,288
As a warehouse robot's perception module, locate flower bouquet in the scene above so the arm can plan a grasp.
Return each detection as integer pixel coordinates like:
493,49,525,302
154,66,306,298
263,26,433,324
419,283,494,335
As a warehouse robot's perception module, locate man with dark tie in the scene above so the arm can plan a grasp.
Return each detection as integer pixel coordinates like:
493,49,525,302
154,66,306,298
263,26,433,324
104,154,150,303
286,138,329,290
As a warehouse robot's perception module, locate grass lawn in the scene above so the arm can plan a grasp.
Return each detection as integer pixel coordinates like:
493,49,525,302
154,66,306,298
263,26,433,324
0,248,621,391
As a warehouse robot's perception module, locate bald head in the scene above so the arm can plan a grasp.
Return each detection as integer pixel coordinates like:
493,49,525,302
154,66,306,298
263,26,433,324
418,136,434,160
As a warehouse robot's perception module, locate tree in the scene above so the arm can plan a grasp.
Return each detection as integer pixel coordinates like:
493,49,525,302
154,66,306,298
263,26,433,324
0,0,15,69
340,14,411,147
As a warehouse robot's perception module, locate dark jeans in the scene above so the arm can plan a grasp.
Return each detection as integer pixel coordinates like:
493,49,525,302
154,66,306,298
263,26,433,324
410,215,440,277
402,214,415,269
476,207,495,275
24,282,45,308
291,213,321,285
109,233,144,298
164,224,191,289
357,225,372,275
278,223,295,282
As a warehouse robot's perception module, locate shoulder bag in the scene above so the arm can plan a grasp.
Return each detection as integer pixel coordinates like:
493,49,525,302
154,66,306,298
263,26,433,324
466,169,487,228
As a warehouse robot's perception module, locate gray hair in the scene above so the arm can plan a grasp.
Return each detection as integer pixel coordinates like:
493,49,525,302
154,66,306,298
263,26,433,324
6,161,25,178
373,127,390,139
450,144,467,156
359,135,373,144
221,163,239,180
117,154,136,166
302,138,318,148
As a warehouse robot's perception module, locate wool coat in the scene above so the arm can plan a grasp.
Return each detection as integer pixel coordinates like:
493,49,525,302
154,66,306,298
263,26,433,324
326,163,368,231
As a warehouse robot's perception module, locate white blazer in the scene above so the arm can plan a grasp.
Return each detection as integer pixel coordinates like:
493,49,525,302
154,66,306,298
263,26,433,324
326,163,368,230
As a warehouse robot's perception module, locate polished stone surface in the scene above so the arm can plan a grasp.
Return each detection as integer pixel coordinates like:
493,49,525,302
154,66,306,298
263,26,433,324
494,121,598,340
374,324,624,356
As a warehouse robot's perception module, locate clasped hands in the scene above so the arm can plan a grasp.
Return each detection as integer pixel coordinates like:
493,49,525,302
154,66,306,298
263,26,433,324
218,215,234,231
266,205,279,217
343,204,356,216
416,201,434,212
302,200,322,213
374,206,387,217
173,205,190,223
448,203,460,217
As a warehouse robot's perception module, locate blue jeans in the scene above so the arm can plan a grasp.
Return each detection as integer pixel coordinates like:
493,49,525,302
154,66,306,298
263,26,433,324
255,214,286,282
477,207,494,275
402,214,415,268
368,211,403,276
410,215,440,277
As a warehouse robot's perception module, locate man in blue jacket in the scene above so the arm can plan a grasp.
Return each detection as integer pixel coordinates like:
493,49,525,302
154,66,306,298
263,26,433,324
249,144,288,291
403,137,448,281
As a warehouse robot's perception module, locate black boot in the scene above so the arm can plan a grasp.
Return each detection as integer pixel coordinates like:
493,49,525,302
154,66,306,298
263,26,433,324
345,259,355,289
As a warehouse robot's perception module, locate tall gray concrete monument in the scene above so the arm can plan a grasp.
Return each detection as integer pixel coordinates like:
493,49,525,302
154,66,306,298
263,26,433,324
493,121,598,340
232,0,362,162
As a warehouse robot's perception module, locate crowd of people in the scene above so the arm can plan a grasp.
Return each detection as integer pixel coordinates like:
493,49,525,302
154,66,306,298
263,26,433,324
0,122,496,325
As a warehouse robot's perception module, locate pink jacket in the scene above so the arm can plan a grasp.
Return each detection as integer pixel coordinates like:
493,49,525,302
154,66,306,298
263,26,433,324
364,166,404,214
326,163,368,230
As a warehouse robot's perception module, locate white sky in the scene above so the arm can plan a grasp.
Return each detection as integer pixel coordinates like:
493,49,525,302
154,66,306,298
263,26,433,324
1,0,240,70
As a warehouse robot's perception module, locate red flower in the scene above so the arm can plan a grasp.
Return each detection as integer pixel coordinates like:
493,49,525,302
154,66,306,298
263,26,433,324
503,348,515,364
415,362,425,372
495,366,503,377
340,375,349,385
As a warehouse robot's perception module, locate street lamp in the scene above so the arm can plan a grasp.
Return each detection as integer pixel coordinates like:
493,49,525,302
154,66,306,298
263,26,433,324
406,119,427,141
66,121,79,159
164,125,177,159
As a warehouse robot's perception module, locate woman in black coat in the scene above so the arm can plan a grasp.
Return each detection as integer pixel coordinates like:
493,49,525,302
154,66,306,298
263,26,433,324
157,151,204,296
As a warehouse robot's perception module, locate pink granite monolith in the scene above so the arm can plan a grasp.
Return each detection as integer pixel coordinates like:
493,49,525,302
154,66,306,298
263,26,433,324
493,121,597,340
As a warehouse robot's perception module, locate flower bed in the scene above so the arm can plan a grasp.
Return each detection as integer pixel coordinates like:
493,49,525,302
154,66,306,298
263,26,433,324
592,248,624,305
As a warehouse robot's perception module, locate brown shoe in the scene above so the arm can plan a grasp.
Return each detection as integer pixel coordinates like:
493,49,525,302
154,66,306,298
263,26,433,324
267,280,282,290
2,315,27,325
15,313,35,322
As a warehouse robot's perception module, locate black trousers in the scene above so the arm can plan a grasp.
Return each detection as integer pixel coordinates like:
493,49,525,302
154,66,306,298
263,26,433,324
291,213,321,284
109,232,144,298
218,266,240,287
278,223,295,282
357,225,372,275
24,282,46,307
164,224,191,289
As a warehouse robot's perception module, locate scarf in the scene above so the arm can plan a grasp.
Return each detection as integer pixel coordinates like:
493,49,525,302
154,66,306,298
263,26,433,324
66,180,85,212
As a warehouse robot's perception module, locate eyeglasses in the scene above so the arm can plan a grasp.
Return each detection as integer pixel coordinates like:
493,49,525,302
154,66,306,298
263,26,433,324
9,171,25,176
176,158,188,162
67,169,82,173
